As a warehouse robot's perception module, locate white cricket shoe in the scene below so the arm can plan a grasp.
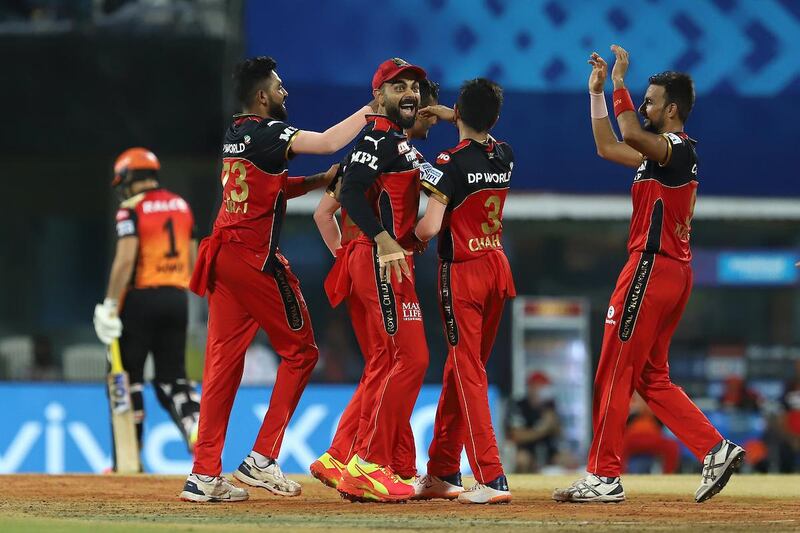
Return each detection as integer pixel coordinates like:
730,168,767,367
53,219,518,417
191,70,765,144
412,473,464,500
695,439,745,503
233,455,302,497
458,475,512,504
179,473,249,503
552,474,625,503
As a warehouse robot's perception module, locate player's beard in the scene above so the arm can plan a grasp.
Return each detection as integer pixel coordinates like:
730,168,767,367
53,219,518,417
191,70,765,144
386,97,417,129
269,98,288,121
643,116,662,133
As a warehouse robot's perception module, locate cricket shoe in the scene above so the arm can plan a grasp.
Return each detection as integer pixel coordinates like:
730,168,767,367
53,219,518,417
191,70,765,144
310,452,346,489
337,455,414,502
695,439,745,503
458,474,511,504
233,454,301,497
552,474,625,503
179,473,249,503
412,473,464,500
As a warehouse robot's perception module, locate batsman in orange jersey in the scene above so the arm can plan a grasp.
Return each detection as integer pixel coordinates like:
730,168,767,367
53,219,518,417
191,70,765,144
552,45,744,504
179,56,376,503
412,78,514,505
93,147,201,470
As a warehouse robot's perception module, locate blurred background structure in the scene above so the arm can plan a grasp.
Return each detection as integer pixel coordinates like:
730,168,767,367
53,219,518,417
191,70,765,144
1,0,800,475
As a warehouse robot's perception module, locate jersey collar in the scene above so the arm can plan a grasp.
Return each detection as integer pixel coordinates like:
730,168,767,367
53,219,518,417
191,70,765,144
366,114,403,132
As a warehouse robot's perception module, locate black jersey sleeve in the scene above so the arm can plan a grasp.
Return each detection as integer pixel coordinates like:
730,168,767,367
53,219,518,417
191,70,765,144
115,207,138,239
421,151,457,205
660,133,691,170
250,120,301,169
339,131,397,239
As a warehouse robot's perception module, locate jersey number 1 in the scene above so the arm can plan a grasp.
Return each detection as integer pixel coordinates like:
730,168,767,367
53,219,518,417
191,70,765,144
163,218,179,258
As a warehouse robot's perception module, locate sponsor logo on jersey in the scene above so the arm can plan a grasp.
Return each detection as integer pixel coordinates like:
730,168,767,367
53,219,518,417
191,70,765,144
223,143,246,154
439,262,458,346
665,133,683,145
605,305,616,326
467,172,510,184
116,220,135,237
142,198,189,214
364,135,384,150
279,126,299,142
351,151,379,170
244,135,251,145
436,152,450,164
419,162,443,186
402,302,422,321
397,140,410,154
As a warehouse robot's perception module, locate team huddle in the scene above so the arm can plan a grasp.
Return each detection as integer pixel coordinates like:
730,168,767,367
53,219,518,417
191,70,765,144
94,45,745,506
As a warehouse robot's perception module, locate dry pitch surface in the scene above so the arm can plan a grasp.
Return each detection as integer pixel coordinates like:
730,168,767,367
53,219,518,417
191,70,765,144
1,474,799,532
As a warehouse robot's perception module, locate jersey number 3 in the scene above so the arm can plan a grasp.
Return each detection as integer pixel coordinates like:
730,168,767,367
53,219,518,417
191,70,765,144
222,161,249,202
481,195,502,235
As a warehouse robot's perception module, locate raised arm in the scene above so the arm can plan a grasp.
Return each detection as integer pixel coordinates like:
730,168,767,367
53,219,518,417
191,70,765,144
290,105,373,155
587,52,642,168
609,45,670,164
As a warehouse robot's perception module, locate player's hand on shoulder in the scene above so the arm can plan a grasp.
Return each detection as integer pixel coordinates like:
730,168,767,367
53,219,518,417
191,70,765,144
93,298,122,345
587,52,607,93
419,105,455,124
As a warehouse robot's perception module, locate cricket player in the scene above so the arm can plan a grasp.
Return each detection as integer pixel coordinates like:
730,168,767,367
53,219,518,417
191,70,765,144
412,78,514,504
93,147,201,468
179,56,375,503
553,46,744,503
320,58,430,502
310,78,440,489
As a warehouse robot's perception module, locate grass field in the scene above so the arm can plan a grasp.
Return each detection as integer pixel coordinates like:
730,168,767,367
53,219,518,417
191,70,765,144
2,474,799,532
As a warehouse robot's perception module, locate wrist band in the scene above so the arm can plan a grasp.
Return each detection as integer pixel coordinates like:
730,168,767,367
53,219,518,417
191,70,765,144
378,251,406,266
589,91,608,119
613,88,635,117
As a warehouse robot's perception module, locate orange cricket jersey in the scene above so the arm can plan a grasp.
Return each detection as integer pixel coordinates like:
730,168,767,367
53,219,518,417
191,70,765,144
115,188,195,289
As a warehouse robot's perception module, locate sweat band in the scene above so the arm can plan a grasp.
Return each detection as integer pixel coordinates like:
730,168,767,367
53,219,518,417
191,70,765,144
590,91,608,119
613,88,635,117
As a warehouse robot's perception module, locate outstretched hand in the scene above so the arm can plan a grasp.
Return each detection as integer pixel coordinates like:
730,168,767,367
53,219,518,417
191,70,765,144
587,52,608,93
419,105,455,123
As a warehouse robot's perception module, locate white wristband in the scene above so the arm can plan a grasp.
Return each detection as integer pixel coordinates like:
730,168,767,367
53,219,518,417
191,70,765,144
590,91,608,119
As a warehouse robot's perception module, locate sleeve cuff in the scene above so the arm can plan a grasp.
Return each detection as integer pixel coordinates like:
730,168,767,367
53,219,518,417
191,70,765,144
658,133,673,167
284,129,302,160
421,180,449,204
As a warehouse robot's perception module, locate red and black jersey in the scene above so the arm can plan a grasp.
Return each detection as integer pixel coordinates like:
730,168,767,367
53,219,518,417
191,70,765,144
325,154,364,246
628,132,698,263
115,188,195,289
212,114,300,271
421,138,513,262
339,115,425,248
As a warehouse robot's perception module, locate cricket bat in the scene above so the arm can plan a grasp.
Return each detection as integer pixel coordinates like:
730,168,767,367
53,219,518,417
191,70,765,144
107,339,140,473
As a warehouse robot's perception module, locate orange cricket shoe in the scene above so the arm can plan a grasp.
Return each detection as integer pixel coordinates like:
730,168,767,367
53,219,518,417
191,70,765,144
337,455,414,502
310,452,346,489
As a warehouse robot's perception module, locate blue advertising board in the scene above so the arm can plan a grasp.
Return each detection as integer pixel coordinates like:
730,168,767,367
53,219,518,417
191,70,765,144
0,383,498,475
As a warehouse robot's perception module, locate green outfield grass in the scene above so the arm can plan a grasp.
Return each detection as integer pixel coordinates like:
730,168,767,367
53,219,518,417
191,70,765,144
1,474,799,532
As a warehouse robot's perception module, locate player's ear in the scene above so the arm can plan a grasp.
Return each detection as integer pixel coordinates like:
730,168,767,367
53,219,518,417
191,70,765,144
373,88,385,107
666,102,678,119
453,104,461,124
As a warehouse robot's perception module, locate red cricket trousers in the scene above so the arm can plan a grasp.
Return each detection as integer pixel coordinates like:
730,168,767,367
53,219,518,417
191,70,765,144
191,243,319,476
427,251,515,484
325,242,428,473
588,252,722,477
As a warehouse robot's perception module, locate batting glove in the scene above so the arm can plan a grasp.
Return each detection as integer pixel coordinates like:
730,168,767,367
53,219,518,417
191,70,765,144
93,298,122,345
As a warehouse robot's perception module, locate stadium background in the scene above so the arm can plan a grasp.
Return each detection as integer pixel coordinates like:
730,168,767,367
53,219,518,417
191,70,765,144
1,0,799,477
